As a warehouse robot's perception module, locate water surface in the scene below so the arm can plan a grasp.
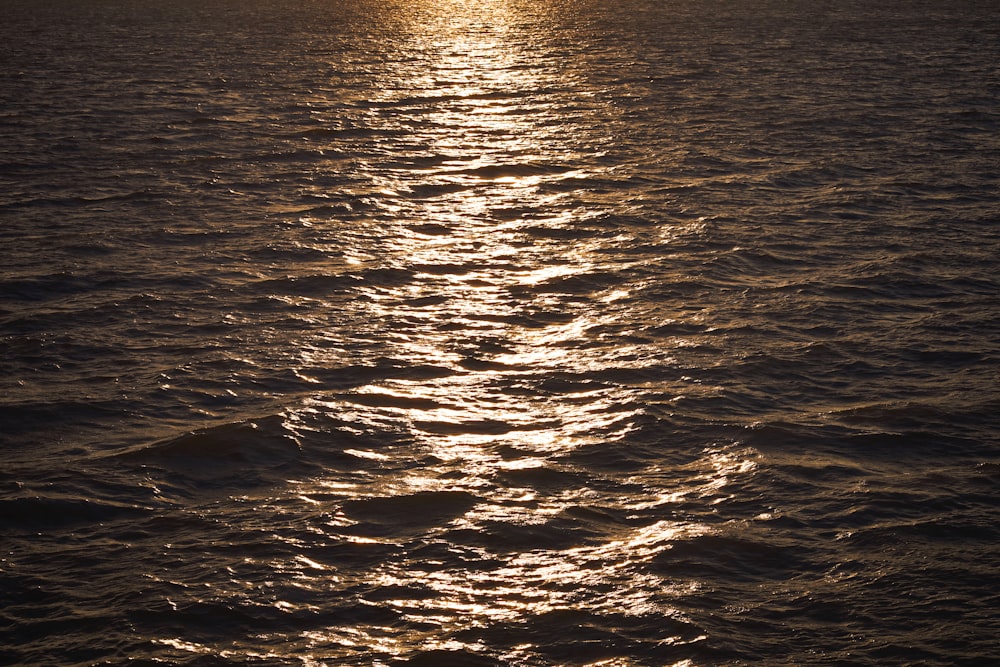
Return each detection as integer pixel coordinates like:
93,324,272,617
2,0,999,664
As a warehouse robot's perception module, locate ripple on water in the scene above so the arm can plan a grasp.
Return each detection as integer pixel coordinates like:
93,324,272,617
2,0,1000,665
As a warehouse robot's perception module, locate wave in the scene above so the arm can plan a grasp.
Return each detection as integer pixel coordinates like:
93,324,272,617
115,415,303,487
341,490,480,527
0,496,149,529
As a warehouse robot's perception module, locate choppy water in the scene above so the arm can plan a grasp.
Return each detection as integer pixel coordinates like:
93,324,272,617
2,0,999,664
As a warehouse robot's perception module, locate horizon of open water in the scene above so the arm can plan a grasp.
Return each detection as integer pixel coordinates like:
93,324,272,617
2,0,999,664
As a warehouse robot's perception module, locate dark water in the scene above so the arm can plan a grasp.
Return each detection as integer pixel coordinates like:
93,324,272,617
2,0,999,664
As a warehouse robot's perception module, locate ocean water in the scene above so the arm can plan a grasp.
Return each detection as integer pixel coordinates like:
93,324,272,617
2,0,999,664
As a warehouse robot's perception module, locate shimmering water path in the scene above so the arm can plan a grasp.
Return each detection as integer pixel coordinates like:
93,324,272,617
2,1,999,664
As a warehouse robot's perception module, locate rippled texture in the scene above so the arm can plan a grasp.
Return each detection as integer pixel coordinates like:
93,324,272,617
2,0,999,665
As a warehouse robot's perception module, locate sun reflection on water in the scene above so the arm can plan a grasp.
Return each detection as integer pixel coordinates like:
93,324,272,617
261,0,750,661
